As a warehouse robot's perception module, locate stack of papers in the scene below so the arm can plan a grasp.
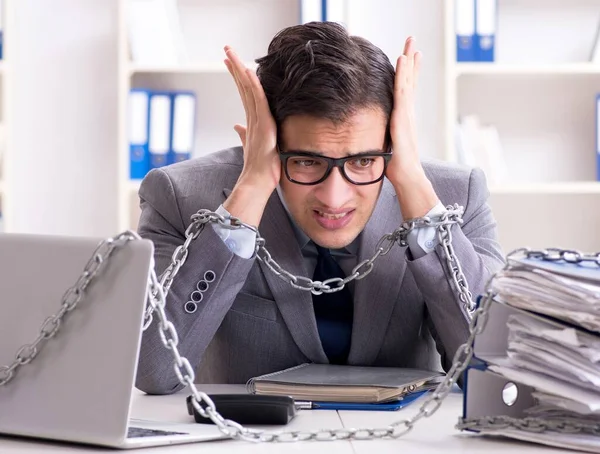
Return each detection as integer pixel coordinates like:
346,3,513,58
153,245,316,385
472,254,600,452
490,256,600,331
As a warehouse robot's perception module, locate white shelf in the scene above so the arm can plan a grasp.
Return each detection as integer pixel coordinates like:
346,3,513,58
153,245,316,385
443,1,600,253
490,182,600,195
453,63,600,77
128,61,257,75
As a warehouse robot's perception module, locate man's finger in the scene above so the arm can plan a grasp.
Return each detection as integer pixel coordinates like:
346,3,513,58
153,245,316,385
246,68,274,129
403,37,415,87
413,51,422,91
224,57,249,119
233,124,247,148
226,47,257,127
394,54,407,97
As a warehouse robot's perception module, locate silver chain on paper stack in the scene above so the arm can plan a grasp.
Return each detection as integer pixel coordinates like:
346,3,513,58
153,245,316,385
5,206,596,442
456,248,600,437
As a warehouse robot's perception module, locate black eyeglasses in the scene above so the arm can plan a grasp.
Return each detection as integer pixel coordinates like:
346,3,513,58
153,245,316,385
279,151,392,186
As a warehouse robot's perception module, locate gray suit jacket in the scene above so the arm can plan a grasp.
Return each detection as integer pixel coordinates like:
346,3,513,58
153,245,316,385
135,146,505,395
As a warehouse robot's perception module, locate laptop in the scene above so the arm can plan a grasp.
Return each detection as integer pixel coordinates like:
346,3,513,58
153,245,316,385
0,233,227,448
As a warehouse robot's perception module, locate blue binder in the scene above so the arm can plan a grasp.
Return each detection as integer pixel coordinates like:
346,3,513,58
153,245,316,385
462,298,539,432
128,89,151,180
169,91,196,164
455,0,476,62
148,91,172,170
475,0,496,62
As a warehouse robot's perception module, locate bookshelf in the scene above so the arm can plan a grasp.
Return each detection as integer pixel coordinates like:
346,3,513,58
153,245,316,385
443,0,600,253
116,0,298,232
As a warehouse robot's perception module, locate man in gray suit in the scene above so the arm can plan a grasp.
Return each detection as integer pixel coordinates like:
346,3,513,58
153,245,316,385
135,22,504,395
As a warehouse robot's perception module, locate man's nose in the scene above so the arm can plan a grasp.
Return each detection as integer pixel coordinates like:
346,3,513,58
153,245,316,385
315,167,353,207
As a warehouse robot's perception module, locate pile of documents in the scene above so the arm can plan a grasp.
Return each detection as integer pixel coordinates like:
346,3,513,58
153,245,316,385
463,251,600,453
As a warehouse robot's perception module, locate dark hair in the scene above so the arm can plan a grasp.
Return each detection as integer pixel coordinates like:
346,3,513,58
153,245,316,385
255,21,395,142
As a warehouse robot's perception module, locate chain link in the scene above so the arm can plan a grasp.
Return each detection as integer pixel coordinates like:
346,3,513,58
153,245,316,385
6,207,586,443
0,233,131,386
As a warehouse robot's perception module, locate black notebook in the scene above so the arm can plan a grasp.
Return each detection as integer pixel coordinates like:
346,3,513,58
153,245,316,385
246,363,444,403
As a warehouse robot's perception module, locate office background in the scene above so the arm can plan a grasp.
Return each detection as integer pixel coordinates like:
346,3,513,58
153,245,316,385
0,0,599,255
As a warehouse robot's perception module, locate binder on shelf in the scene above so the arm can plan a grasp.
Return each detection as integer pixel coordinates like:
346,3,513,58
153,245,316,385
455,0,476,62
169,91,196,164
148,91,172,170
299,0,324,23
128,89,151,180
475,0,496,62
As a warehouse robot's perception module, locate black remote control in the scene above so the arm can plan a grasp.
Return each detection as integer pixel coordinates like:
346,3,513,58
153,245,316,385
186,394,297,425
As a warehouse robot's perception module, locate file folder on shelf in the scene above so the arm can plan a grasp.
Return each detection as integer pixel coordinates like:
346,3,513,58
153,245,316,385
455,0,476,62
298,1,346,26
148,91,172,170
128,89,151,180
169,91,196,164
475,0,496,62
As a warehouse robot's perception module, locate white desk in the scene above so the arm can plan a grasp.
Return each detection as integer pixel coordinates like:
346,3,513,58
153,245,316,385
0,385,567,453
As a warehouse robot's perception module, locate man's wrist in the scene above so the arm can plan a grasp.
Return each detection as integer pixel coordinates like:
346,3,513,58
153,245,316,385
391,166,440,219
223,178,274,227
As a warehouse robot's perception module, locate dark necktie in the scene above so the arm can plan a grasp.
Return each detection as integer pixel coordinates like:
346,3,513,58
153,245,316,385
312,245,353,364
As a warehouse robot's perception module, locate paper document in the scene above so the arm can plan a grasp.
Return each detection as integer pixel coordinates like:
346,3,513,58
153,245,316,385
490,257,600,332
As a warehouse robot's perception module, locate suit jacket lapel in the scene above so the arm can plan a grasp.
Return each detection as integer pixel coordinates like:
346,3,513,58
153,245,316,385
223,188,328,364
347,179,407,365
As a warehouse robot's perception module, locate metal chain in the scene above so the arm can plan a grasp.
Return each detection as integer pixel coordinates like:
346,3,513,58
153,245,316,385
256,204,466,296
0,205,475,442
524,248,600,266
456,247,600,436
139,205,480,442
143,206,469,328
5,208,591,442
0,233,132,386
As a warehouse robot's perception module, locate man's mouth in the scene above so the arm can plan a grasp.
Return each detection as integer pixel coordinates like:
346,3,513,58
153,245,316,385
314,210,353,220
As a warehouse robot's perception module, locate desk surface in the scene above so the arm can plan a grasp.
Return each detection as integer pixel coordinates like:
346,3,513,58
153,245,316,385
0,385,570,453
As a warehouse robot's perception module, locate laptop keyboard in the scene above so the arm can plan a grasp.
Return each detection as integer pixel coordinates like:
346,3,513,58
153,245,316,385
128,426,189,438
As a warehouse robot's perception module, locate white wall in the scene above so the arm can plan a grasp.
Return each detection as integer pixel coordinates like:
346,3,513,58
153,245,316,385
348,0,444,161
10,0,445,237
12,0,119,237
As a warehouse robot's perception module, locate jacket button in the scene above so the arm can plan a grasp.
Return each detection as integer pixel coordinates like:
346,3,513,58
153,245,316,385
190,290,203,302
184,302,197,314
204,270,216,282
197,280,209,292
